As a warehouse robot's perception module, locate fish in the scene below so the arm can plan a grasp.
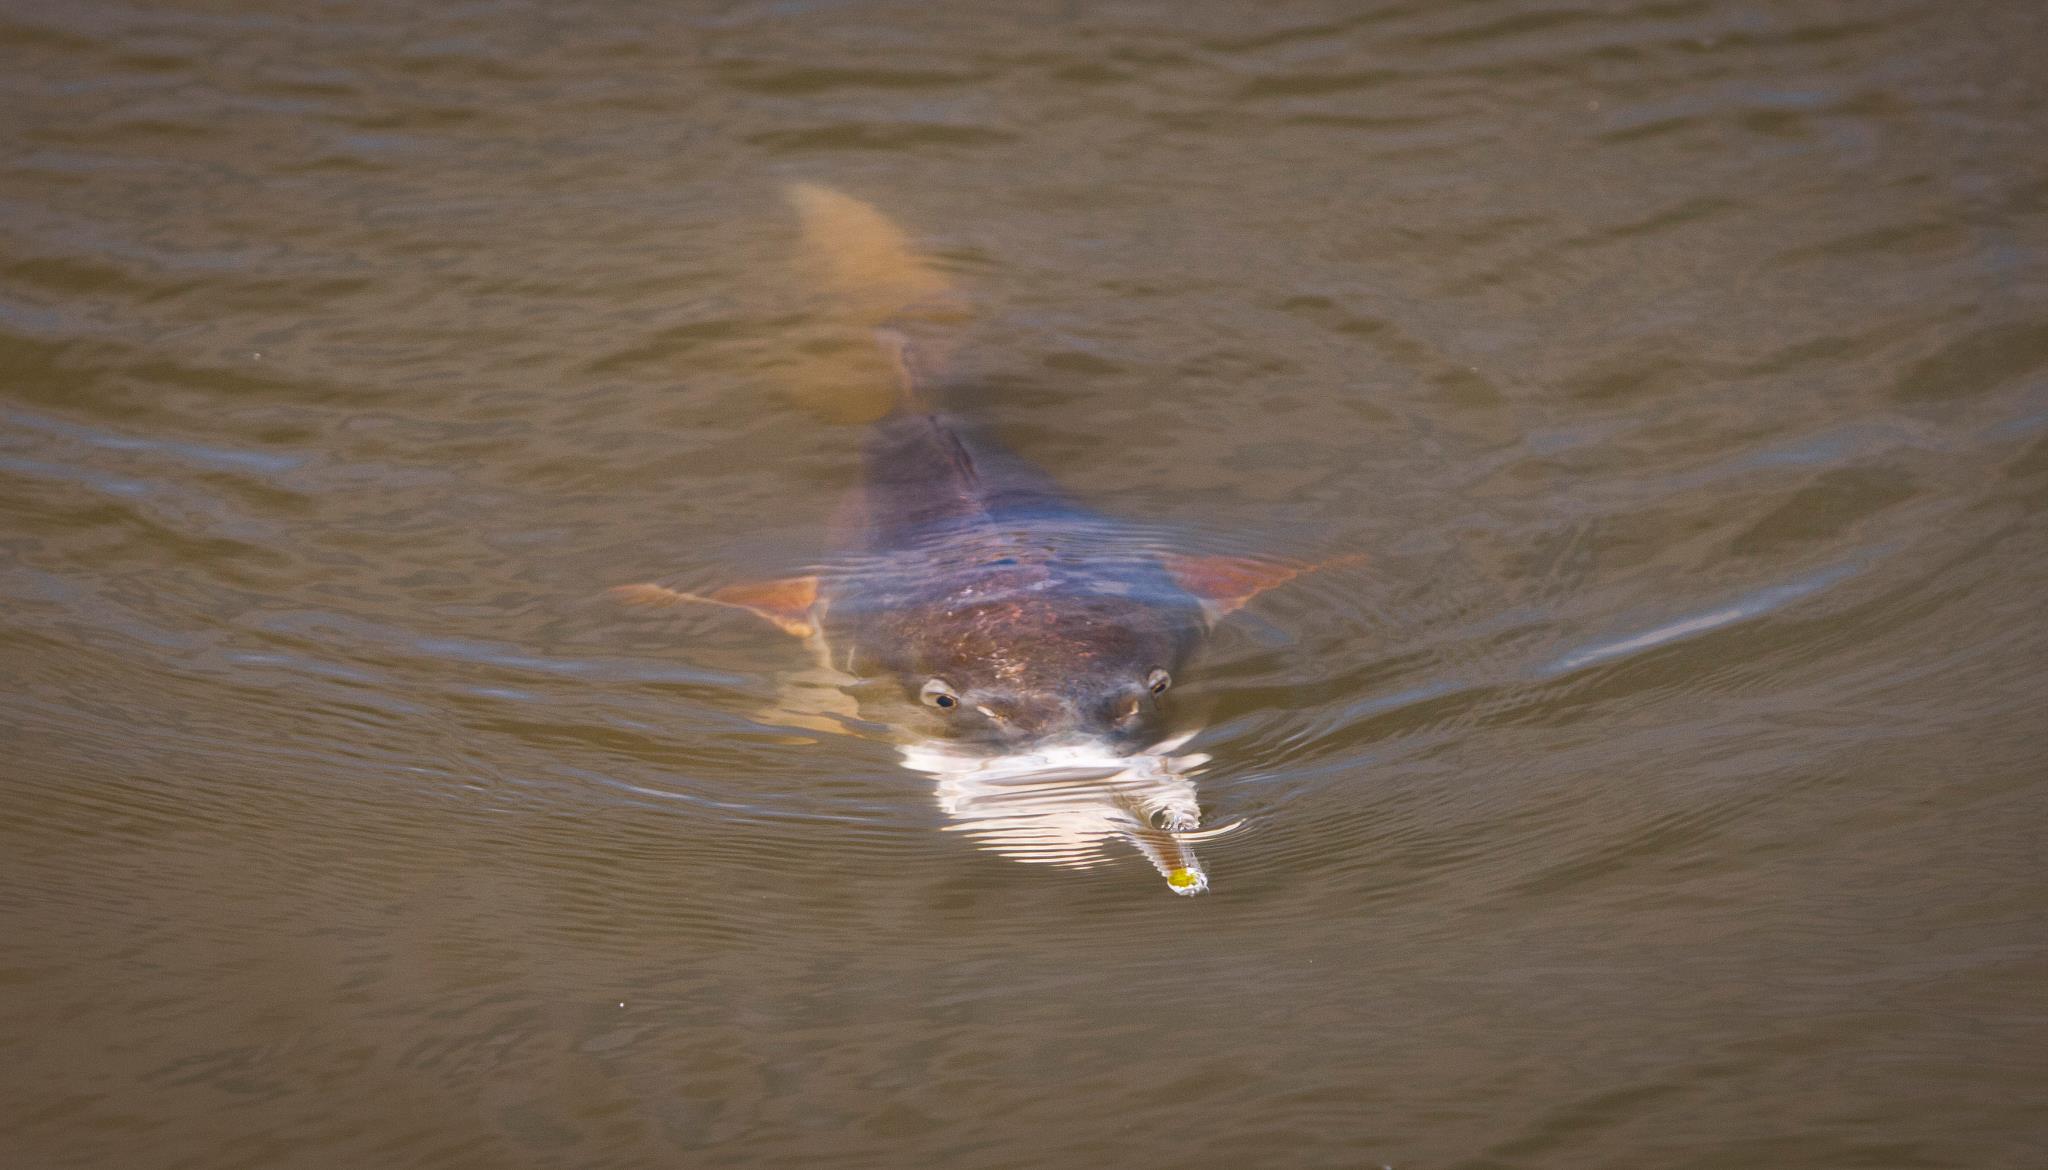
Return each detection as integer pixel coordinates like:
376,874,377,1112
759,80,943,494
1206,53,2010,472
615,184,1348,894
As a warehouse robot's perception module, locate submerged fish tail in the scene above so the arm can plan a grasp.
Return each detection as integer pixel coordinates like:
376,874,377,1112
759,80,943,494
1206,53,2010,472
785,183,967,421
787,183,952,324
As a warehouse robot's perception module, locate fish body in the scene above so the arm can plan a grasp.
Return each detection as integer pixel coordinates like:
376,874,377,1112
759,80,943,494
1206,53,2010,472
822,407,1206,752
617,185,1334,893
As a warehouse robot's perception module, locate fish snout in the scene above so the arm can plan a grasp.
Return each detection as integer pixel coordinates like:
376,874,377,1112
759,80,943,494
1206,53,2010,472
970,692,1085,742
968,685,1162,746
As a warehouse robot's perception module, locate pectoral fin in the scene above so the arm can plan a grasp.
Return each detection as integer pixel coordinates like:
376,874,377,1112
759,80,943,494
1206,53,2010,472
610,576,819,638
1161,552,1362,621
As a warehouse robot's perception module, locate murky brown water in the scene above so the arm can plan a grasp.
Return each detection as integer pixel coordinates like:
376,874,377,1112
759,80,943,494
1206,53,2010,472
5,0,2047,1166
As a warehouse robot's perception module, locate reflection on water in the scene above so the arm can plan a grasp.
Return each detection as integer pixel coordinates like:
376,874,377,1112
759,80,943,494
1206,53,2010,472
1538,558,1867,678
906,735,1234,894
5,0,2048,1166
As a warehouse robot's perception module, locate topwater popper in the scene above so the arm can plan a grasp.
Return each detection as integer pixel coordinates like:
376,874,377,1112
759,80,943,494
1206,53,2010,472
616,185,1350,895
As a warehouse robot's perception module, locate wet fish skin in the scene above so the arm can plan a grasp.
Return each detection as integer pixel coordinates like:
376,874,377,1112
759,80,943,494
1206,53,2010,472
614,184,1330,892
813,393,1204,747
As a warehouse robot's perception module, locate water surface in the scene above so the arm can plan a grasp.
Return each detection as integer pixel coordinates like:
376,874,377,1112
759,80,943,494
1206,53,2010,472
4,1,2046,1166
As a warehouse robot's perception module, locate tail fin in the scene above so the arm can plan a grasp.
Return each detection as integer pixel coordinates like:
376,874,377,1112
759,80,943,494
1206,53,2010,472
788,183,953,323
784,183,965,422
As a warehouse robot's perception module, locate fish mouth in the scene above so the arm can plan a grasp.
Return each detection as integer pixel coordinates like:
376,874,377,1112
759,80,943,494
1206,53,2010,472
901,735,1240,895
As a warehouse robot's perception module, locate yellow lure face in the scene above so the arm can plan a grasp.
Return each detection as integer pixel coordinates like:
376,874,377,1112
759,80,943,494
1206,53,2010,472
1167,867,1204,893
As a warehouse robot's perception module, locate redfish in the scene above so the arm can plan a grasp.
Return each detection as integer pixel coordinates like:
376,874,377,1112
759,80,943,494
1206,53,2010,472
617,185,1347,894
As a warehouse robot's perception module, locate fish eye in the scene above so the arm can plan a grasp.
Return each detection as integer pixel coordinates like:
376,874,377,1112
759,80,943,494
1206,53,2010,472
920,679,959,710
1147,668,1172,695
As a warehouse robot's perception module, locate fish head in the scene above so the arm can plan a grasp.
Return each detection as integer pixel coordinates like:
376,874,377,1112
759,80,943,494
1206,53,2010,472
883,591,1201,752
